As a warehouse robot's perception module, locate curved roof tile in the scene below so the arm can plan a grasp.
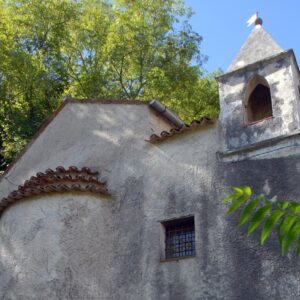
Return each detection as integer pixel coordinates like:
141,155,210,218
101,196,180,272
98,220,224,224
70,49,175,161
0,166,110,217
147,117,216,143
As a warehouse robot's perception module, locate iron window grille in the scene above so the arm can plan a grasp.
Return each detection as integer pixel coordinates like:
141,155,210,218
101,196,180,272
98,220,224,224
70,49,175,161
163,216,195,259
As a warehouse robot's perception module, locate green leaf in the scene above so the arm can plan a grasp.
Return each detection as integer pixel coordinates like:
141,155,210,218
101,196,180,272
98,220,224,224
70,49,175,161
239,194,264,226
279,215,298,254
223,193,240,202
232,187,244,195
227,195,250,217
282,220,300,255
279,214,297,236
289,202,300,214
261,209,285,245
278,201,289,210
247,204,272,236
297,238,300,256
241,186,251,198
223,186,244,202
278,233,284,253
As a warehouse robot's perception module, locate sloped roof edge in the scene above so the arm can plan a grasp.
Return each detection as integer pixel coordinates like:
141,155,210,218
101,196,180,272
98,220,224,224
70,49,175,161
63,98,150,105
149,100,185,128
0,98,150,183
146,117,217,143
228,25,284,72
217,49,295,80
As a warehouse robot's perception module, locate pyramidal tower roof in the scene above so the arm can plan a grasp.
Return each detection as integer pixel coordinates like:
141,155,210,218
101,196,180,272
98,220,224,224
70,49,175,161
228,21,284,72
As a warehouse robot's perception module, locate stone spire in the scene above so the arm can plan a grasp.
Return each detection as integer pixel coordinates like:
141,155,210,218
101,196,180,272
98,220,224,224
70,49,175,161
228,19,284,72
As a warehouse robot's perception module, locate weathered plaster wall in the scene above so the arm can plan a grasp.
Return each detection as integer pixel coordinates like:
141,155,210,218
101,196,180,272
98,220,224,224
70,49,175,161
0,102,173,200
1,102,300,299
219,51,300,152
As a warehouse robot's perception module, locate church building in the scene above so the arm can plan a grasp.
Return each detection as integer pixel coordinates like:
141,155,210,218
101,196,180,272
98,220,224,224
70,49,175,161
1,18,300,299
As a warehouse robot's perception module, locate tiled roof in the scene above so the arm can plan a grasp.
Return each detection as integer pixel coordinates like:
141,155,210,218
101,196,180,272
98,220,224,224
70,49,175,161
0,166,110,217
147,117,216,143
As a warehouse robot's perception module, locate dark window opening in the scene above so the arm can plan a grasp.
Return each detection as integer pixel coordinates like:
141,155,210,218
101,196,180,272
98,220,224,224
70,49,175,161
247,83,273,123
163,216,195,259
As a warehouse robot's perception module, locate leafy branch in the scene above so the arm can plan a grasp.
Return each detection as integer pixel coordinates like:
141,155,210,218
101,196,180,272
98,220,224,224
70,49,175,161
224,186,300,255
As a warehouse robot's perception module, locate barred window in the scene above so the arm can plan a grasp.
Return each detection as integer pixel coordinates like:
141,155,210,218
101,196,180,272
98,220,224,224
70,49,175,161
163,216,195,259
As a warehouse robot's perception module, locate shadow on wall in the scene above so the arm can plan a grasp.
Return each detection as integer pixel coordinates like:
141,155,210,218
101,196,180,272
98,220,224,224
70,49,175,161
218,155,300,299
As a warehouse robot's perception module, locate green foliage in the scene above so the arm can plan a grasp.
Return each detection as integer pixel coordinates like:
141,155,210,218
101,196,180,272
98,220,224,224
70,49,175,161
224,186,300,255
239,194,264,226
0,0,75,169
0,0,219,170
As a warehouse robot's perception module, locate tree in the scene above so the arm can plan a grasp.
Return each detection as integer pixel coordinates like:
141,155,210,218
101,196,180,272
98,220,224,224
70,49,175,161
0,0,77,169
0,0,219,171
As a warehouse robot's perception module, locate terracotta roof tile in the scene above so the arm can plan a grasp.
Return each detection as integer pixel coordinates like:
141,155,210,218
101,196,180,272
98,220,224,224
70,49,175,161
0,166,110,217
147,117,216,143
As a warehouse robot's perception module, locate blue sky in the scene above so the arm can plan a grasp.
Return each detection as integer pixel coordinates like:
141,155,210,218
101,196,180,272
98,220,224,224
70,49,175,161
185,0,300,73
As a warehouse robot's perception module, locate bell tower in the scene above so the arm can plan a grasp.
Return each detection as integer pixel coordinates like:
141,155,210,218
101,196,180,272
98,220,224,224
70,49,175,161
218,17,300,160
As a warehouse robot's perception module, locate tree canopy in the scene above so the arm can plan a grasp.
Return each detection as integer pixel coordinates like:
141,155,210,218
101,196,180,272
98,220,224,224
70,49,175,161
0,0,220,171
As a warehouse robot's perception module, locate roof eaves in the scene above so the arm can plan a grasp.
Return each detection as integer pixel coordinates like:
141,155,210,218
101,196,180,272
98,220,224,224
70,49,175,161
217,49,293,81
149,100,185,128
146,117,216,143
0,98,151,183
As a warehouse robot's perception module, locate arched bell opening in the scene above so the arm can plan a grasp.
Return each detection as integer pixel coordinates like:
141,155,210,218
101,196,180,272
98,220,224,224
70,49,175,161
245,75,273,123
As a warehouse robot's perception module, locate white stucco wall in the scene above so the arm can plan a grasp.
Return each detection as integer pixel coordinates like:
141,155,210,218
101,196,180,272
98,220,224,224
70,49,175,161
1,102,300,299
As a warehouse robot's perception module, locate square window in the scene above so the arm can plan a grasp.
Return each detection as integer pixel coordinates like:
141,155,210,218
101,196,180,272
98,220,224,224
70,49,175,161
162,216,195,260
